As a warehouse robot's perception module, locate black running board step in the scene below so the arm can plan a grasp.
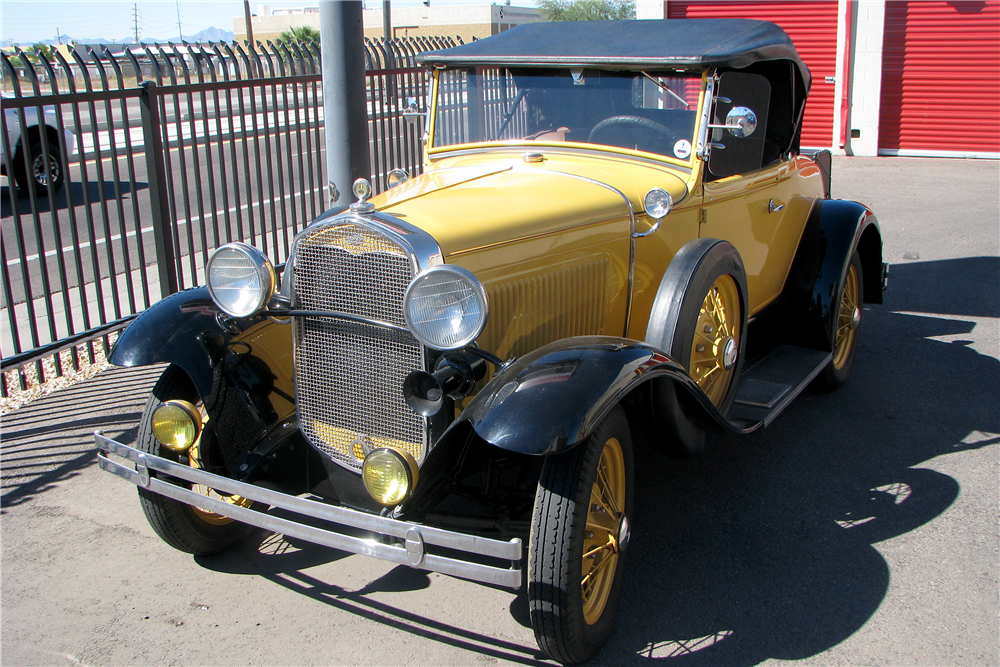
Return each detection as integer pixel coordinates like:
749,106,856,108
729,345,832,427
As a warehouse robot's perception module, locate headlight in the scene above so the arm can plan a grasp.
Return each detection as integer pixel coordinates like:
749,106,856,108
207,243,275,317
403,265,488,350
151,400,202,451
362,448,420,505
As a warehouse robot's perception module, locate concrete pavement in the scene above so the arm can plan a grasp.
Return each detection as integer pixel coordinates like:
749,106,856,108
1,156,997,666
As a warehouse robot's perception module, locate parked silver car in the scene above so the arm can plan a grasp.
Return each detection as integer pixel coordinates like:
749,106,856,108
1,93,75,197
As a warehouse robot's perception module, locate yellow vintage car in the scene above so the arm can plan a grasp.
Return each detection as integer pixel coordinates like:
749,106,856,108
97,19,885,664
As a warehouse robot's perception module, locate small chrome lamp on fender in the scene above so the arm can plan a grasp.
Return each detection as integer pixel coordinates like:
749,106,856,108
206,243,276,317
635,188,672,238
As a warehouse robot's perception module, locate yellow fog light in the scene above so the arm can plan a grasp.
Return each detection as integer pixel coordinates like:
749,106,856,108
151,400,202,451
362,448,419,506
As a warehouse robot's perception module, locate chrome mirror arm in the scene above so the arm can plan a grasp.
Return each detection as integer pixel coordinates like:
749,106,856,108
696,73,717,161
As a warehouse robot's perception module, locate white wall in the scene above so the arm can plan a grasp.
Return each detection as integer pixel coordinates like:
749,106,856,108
636,1,667,20
844,0,885,156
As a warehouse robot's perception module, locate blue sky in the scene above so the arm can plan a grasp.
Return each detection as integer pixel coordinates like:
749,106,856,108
0,0,509,45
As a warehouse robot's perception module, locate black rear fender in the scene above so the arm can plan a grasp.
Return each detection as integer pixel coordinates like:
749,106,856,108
783,199,882,351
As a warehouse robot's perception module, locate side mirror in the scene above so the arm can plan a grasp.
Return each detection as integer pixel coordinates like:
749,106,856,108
403,96,425,126
707,105,758,138
724,106,757,138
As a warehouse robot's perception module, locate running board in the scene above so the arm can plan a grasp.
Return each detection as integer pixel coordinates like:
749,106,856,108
729,345,832,427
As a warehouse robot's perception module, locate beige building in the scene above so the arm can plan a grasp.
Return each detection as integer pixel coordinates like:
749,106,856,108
233,3,542,45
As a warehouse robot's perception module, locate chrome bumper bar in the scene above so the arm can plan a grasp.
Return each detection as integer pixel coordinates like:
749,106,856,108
95,432,523,589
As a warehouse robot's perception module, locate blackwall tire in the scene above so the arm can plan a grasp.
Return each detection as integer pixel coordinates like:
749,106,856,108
528,406,634,664
136,365,259,556
14,141,64,198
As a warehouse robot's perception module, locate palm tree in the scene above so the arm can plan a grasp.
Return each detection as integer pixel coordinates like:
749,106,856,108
277,26,321,47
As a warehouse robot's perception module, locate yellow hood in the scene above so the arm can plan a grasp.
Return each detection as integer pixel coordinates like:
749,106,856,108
372,154,690,258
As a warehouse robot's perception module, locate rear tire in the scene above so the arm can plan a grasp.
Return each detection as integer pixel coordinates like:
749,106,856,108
14,140,64,197
136,365,259,555
814,251,863,391
528,406,634,664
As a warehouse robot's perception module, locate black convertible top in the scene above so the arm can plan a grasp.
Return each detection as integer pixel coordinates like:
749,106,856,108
417,19,810,89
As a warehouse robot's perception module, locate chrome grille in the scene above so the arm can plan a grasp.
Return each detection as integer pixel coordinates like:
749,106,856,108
292,221,426,469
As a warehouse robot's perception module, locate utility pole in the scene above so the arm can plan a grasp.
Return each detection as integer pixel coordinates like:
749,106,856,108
383,1,395,97
133,4,140,44
319,1,370,206
175,0,182,41
243,0,255,47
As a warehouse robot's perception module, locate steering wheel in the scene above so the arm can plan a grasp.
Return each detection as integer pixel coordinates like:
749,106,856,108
588,115,678,154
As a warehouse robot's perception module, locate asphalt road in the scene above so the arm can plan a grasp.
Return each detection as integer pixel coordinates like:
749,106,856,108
1,156,997,666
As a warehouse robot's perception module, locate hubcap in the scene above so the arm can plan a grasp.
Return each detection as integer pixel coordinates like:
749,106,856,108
32,153,59,186
722,336,738,371
832,263,860,370
689,275,741,407
582,436,626,625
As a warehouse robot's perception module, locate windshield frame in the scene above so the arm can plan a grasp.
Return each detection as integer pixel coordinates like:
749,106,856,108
426,67,708,168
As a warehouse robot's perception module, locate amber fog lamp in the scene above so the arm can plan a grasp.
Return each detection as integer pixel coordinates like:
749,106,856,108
151,400,202,451
206,243,275,317
362,448,420,506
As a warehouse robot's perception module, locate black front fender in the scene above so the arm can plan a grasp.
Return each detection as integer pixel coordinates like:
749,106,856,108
109,287,232,398
454,336,730,456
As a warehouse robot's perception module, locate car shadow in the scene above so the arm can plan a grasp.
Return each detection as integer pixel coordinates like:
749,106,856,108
590,257,999,664
198,531,551,665
0,179,148,216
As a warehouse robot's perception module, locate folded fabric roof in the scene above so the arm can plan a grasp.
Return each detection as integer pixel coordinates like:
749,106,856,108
416,19,810,89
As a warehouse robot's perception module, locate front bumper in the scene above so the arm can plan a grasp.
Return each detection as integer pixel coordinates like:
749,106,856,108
95,432,523,589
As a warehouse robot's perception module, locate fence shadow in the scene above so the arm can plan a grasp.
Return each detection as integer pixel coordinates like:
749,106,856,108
0,364,163,508
0,179,148,217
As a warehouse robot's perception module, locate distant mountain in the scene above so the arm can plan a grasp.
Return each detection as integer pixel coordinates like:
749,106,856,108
189,27,233,43
29,26,233,48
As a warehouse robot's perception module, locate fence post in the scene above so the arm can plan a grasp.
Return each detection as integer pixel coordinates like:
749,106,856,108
138,80,179,298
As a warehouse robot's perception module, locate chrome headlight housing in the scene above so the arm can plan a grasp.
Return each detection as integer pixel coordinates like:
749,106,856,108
403,265,488,350
206,243,275,317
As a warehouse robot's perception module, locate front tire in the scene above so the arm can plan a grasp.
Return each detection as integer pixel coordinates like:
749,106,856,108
528,406,634,664
136,365,259,555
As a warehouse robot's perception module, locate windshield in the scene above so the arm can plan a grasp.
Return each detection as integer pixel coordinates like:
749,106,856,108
431,67,702,162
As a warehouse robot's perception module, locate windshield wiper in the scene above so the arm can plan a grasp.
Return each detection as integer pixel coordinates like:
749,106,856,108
641,72,690,109
494,89,528,140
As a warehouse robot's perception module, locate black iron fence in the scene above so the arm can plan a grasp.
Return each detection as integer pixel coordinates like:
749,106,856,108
0,36,458,396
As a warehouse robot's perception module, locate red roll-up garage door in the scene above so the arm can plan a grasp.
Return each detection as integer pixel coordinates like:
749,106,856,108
667,1,839,149
879,1,1000,157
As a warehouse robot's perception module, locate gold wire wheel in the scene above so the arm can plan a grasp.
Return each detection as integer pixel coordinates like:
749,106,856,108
832,262,860,370
581,436,626,625
689,275,741,407
187,409,254,525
